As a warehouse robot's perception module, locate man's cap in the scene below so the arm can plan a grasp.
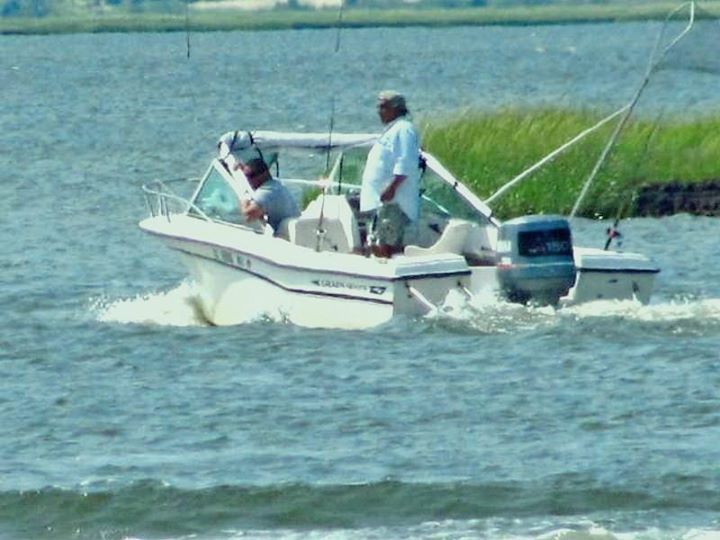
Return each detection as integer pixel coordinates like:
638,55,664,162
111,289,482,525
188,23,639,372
377,90,407,112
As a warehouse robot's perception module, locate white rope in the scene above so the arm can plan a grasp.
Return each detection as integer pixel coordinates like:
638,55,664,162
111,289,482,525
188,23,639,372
484,105,630,205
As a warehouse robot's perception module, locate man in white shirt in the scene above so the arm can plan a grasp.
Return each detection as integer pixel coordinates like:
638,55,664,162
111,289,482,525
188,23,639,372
360,90,421,258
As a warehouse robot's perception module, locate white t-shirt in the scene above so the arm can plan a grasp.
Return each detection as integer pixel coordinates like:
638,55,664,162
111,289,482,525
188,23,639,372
360,117,421,221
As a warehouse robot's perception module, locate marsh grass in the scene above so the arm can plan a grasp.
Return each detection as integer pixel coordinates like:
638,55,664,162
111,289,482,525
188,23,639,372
3,3,720,35
420,108,720,219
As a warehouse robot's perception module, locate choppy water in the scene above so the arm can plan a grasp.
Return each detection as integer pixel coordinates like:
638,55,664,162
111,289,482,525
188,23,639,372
2,22,720,540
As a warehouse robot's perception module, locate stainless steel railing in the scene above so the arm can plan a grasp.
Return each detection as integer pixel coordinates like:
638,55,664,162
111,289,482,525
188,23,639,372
141,177,211,222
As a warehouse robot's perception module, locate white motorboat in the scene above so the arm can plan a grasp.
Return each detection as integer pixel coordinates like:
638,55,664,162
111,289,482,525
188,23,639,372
140,129,659,329
137,2,720,328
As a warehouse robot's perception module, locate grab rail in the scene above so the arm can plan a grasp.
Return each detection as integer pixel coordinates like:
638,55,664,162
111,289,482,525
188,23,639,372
142,177,211,222
141,177,270,235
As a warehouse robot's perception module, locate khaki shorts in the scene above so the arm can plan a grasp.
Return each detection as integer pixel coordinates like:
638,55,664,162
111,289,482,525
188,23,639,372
369,203,410,246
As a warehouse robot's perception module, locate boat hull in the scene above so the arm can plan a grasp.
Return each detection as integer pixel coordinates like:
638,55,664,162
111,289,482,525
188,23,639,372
140,215,471,329
466,249,659,307
178,251,395,328
561,247,659,305
140,215,659,328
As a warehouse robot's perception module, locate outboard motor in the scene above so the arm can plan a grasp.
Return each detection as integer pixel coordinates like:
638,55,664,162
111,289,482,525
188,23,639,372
496,215,577,305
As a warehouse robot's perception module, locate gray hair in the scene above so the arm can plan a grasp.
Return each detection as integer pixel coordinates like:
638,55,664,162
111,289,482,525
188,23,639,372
377,90,408,116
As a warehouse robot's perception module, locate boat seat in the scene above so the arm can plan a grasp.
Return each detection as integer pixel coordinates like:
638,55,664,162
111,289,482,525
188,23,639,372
404,219,474,257
283,194,360,253
275,217,293,240
461,223,497,265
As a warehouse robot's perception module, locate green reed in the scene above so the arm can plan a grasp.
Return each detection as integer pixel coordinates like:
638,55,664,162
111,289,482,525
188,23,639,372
420,108,720,219
4,3,719,35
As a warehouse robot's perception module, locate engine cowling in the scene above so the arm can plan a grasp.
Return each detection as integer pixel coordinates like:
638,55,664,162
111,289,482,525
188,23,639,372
496,215,577,305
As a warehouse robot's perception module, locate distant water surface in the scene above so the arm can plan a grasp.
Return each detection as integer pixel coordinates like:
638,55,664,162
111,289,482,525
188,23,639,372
1,23,720,540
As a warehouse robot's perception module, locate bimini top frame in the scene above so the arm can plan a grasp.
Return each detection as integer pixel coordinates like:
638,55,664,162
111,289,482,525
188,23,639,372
216,129,498,227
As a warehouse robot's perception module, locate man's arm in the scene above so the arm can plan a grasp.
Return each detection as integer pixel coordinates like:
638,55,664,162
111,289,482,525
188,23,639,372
382,123,418,203
381,175,406,202
241,199,266,222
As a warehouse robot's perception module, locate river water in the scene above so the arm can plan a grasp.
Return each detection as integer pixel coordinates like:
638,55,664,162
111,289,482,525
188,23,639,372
2,21,720,540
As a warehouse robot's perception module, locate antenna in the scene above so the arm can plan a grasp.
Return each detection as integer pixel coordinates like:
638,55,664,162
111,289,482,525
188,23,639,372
316,0,345,252
325,0,345,172
184,0,191,59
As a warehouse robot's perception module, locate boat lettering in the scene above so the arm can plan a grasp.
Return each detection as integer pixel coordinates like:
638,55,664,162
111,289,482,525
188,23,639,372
544,240,572,254
234,254,251,269
311,279,386,295
212,249,251,269
213,248,234,265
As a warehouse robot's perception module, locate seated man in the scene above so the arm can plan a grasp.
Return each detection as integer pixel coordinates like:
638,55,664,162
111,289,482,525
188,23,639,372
236,157,300,232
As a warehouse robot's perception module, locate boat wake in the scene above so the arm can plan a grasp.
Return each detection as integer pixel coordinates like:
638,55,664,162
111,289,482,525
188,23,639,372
563,296,720,323
92,281,211,327
92,280,720,333
427,289,559,334
430,289,720,334
92,281,293,327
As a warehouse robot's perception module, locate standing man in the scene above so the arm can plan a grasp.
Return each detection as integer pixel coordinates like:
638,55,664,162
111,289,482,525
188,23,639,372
360,90,421,258
237,157,300,233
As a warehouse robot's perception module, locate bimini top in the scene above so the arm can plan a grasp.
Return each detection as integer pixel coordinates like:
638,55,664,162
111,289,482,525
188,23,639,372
218,130,379,159
217,129,497,225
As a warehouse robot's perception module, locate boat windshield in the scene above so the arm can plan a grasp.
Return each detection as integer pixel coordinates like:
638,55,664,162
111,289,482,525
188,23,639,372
189,145,491,230
420,169,487,223
188,165,248,225
327,148,489,225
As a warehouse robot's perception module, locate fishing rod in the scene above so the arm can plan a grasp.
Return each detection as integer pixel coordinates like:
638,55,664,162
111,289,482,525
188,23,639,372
324,0,345,173
603,199,628,251
484,1,693,210
570,1,696,219
604,114,663,250
317,0,345,252
184,0,191,59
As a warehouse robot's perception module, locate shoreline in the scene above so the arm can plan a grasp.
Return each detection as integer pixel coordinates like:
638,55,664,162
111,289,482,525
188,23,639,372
634,181,720,217
2,3,719,35
5,5,718,218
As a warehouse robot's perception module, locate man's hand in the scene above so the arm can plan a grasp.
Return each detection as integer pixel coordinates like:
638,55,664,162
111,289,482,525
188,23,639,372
381,175,406,203
241,199,265,222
